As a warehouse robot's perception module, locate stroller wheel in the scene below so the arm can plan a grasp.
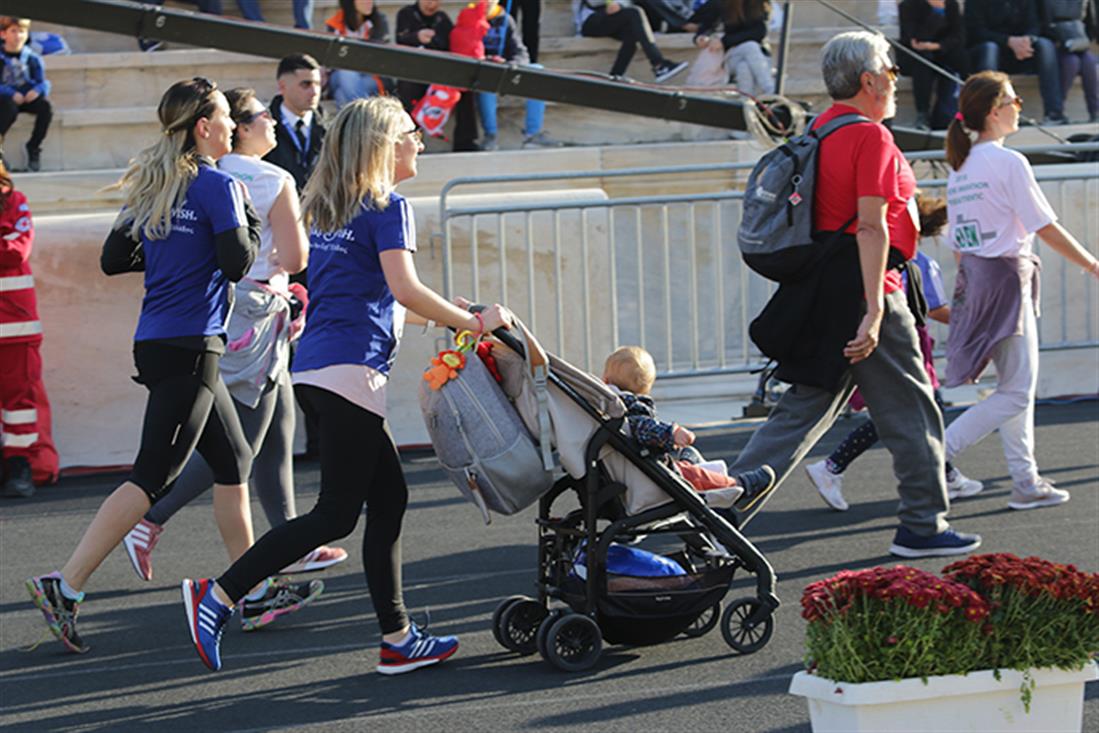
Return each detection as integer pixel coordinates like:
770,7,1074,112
720,597,775,655
536,609,565,661
498,599,547,655
543,614,602,673
682,602,721,638
491,595,531,649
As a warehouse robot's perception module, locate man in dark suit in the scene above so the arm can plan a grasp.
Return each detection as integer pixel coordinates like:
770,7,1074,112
265,54,327,459
265,53,326,192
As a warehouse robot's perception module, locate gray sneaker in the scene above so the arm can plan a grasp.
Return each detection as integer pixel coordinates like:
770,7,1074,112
479,133,498,151
1008,478,1069,511
522,131,564,149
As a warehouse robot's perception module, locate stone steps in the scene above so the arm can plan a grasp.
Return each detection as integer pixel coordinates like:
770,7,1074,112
33,0,888,53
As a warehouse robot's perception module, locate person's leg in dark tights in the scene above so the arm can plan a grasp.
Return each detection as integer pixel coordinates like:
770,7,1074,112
930,74,960,129
826,419,879,474
145,376,279,526
216,386,409,635
451,92,480,152
252,373,297,526
583,7,664,77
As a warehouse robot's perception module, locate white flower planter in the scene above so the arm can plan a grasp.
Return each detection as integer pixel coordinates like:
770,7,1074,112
789,660,1098,733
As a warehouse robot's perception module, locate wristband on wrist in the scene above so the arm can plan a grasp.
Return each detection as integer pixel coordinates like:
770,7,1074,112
473,311,485,335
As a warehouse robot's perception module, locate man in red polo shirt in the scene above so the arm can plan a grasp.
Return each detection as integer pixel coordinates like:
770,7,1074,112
730,31,980,558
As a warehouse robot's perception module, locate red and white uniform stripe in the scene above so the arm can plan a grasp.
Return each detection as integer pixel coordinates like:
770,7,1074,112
1,188,58,483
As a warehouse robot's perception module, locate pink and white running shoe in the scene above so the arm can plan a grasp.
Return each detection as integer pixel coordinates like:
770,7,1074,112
122,518,163,581
280,545,348,574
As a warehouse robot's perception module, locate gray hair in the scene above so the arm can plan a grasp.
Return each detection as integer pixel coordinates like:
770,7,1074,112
821,31,892,100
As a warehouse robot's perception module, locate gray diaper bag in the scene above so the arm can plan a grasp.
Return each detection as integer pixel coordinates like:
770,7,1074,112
419,326,555,524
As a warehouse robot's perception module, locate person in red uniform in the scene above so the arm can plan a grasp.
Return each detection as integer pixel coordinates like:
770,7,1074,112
0,158,58,497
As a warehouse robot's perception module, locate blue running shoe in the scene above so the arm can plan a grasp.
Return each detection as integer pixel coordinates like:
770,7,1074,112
377,622,459,675
889,526,982,558
182,578,232,671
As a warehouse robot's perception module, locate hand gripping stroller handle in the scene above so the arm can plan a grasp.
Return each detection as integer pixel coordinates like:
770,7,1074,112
466,304,548,375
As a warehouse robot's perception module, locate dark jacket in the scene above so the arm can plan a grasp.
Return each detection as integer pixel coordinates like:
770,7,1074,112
395,3,453,51
691,0,772,55
263,95,326,193
899,0,967,75
964,0,1041,48
749,234,865,391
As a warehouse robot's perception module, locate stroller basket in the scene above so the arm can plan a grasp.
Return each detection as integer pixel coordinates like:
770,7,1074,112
561,564,735,645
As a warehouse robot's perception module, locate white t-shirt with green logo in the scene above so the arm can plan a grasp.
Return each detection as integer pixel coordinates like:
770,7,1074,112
946,140,1057,258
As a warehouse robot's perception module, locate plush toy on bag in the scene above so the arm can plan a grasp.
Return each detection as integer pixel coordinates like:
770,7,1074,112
424,349,467,390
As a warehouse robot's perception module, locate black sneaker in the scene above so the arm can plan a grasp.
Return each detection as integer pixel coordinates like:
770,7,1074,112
653,60,689,84
24,145,41,172
1042,112,1069,126
26,572,89,653
240,577,324,631
3,456,35,498
732,465,776,511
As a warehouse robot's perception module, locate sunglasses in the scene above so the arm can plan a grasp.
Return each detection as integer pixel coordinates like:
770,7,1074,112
998,96,1024,111
238,107,272,124
881,65,900,82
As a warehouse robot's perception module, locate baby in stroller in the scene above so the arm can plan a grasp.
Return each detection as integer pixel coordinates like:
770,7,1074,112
602,346,775,512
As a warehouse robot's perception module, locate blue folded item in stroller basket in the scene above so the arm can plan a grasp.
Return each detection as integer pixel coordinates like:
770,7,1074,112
571,543,686,581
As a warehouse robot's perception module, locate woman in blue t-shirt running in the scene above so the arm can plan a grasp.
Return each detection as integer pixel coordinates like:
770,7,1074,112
182,95,511,676
25,78,260,655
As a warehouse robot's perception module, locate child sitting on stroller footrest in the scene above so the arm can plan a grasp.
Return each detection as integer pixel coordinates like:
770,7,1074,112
602,346,774,511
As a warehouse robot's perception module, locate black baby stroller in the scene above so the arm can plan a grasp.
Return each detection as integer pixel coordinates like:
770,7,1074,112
422,316,779,672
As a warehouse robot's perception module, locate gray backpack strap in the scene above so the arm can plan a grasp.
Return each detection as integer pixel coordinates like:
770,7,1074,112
810,113,872,141
511,321,556,471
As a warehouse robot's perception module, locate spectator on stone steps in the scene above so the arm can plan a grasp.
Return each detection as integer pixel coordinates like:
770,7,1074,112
325,0,392,107
1039,0,1098,122
396,0,481,151
574,0,690,83
478,0,563,150
508,0,543,63
690,0,774,97
0,17,52,172
964,0,1068,125
898,0,967,130
134,1,316,51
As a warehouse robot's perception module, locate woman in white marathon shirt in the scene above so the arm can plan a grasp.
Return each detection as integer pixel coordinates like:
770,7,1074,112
121,89,350,626
943,70,1099,511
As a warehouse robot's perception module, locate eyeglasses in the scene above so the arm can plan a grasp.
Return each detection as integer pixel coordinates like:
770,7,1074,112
998,96,1024,111
402,127,424,144
238,108,272,124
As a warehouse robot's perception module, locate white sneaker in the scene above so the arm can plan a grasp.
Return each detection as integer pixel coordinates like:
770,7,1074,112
1008,478,1070,511
806,460,848,511
946,468,984,500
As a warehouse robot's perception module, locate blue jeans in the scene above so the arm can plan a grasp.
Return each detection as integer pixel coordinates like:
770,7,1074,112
235,0,314,28
477,93,545,137
968,39,1063,117
329,70,381,107
478,62,546,137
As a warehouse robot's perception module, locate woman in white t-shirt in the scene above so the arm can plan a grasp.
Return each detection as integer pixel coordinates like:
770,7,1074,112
943,70,1099,511
122,89,350,617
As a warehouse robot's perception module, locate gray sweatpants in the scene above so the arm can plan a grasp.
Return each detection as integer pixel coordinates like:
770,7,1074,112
730,289,949,536
724,41,774,97
146,370,297,528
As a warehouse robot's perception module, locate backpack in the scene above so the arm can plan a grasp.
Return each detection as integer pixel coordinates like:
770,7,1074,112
419,326,555,524
737,113,870,282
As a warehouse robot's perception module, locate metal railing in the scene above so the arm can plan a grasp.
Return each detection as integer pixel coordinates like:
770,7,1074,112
438,161,1099,379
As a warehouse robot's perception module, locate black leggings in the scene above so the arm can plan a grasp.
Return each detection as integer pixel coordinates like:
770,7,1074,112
582,6,664,77
0,95,52,151
129,342,251,502
217,384,410,634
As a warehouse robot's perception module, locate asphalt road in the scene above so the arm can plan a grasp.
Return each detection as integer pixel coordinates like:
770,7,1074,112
2,401,1097,733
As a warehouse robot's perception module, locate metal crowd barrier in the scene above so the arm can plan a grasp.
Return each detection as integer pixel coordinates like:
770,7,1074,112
437,157,1098,379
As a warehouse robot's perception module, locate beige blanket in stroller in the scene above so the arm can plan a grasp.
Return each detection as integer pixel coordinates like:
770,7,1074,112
490,322,678,516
